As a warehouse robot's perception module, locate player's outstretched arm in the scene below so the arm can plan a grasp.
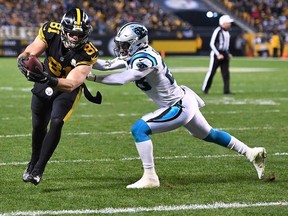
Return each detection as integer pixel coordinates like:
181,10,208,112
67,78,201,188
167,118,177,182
87,67,157,85
93,58,126,71
57,65,92,92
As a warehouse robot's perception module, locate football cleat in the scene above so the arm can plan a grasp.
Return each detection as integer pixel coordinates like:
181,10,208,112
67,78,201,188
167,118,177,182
22,162,33,182
126,174,160,189
27,169,42,185
246,147,267,179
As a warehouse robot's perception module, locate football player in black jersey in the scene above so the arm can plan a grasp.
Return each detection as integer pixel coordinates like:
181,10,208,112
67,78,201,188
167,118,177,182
17,8,99,185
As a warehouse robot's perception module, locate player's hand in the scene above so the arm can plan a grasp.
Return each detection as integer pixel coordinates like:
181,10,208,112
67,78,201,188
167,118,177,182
86,72,96,81
17,56,47,83
28,70,58,87
17,56,29,78
26,70,48,83
105,57,119,68
217,54,224,60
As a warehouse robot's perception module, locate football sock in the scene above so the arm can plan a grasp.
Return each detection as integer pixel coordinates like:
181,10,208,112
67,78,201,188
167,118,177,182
135,140,154,169
143,167,157,176
227,136,249,155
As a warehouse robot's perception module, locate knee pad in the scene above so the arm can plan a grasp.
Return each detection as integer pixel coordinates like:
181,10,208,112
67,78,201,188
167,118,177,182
131,119,151,142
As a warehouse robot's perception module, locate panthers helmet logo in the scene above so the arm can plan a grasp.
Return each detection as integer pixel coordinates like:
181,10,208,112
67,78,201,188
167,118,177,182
133,26,147,40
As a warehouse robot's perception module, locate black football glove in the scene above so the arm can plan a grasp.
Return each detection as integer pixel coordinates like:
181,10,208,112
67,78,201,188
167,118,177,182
17,57,58,87
27,70,58,87
17,56,45,82
26,67,48,83
17,56,29,78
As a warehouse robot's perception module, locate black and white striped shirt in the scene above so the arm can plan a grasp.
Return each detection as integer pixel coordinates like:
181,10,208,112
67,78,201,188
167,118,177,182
210,26,231,56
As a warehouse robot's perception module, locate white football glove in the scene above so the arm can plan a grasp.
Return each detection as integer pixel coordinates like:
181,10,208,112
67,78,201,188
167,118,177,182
104,57,119,68
86,72,96,81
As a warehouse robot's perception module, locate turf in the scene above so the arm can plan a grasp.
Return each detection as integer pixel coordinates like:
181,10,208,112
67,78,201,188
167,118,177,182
0,56,287,215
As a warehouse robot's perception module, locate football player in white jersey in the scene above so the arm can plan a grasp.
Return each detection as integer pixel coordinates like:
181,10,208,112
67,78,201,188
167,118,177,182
87,22,267,189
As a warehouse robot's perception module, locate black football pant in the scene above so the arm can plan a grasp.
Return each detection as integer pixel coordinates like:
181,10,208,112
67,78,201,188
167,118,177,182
29,89,79,175
202,54,230,94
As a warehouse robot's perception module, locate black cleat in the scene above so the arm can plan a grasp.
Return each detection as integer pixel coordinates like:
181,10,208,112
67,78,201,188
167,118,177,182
23,162,34,183
27,169,42,185
224,91,235,95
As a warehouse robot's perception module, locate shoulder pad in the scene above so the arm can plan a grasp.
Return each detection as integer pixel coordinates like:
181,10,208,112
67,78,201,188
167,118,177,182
38,21,61,41
130,52,157,70
75,42,99,66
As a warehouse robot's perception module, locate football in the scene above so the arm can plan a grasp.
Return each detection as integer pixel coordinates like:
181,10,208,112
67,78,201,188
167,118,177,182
24,55,43,73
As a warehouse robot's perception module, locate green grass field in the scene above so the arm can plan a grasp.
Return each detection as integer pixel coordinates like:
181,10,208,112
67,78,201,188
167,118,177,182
0,56,288,215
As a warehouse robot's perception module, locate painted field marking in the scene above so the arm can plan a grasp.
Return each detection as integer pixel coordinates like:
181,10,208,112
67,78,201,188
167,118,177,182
1,201,288,215
0,125,284,139
1,152,287,167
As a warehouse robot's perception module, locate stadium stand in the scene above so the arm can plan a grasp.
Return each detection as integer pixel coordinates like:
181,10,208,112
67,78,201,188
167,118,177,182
0,0,193,39
217,0,288,57
0,0,286,57
219,0,287,34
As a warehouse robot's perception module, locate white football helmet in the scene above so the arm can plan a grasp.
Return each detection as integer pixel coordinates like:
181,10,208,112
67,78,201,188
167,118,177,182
114,22,149,60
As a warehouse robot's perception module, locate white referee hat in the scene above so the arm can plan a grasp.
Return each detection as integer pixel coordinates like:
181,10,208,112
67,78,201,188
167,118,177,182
219,15,234,25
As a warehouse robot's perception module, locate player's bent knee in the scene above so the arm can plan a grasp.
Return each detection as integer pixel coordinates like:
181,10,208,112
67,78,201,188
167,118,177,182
50,118,64,129
131,119,151,142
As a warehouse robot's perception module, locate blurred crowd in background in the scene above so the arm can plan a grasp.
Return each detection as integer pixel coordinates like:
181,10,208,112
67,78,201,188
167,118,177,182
0,0,193,36
220,0,287,34
219,0,288,57
0,0,287,57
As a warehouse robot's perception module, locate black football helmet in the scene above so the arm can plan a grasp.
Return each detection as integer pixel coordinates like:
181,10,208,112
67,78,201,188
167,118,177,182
60,8,92,49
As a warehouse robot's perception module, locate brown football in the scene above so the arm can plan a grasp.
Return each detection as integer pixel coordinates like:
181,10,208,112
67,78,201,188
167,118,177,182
24,55,43,73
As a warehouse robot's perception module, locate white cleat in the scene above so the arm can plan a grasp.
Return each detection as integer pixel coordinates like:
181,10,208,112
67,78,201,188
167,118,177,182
246,147,267,179
126,174,160,189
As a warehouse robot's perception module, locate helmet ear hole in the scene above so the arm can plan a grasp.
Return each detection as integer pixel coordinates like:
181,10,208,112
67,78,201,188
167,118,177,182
60,8,92,49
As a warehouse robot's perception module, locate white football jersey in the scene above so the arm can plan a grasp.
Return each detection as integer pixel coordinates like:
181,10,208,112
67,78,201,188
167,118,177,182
127,46,184,107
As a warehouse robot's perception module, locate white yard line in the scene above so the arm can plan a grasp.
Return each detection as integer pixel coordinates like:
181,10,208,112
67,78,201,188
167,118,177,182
0,108,281,121
0,125,279,139
1,201,288,215
1,152,287,167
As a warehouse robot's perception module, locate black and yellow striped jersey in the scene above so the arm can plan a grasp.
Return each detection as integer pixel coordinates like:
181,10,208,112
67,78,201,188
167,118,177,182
38,21,98,78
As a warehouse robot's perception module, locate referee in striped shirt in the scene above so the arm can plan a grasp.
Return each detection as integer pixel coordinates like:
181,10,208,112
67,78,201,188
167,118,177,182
202,15,234,94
